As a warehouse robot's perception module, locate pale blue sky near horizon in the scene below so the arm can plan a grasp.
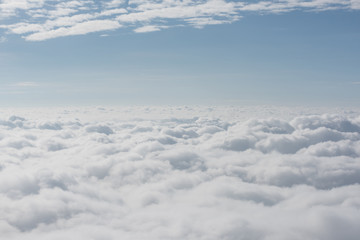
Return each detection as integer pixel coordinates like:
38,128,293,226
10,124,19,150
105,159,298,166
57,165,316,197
0,0,359,107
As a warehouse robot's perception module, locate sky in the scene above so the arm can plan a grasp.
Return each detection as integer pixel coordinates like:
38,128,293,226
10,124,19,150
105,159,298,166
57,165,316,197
0,0,360,107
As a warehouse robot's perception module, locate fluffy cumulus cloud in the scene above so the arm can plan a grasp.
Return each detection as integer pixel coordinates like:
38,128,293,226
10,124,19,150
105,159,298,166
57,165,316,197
0,105,360,239
0,0,359,41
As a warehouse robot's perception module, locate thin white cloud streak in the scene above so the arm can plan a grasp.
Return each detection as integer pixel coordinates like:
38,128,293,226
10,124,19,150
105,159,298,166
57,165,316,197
134,25,164,33
11,82,39,87
25,20,122,41
0,0,359,41
0,106,360,239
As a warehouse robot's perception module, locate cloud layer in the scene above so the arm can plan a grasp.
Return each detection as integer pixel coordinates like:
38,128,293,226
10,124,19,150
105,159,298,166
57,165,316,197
0,106,359,239
0,0,359,41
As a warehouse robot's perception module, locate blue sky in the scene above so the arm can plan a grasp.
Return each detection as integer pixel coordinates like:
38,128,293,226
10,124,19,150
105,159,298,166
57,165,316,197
0,0,359,106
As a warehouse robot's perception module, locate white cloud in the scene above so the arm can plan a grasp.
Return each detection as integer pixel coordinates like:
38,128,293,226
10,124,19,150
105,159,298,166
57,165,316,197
186,16,241,28
99,8,127,16
134,25,163,33
105,0,126,9
351,0,360,8
0,0,46,18
0,106,360,239
24,20,122,41
0,0,358,41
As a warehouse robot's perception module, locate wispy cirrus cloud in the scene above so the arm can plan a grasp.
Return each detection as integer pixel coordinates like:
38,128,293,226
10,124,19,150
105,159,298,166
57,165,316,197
0,0,359,41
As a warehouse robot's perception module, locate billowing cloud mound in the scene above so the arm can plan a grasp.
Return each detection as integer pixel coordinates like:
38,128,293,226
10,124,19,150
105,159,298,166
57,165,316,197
0,0,359,41
0,106,360,239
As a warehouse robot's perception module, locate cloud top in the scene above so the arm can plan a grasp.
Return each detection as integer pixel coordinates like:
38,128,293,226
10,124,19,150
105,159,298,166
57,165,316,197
0,106,360,239
0,0,359,41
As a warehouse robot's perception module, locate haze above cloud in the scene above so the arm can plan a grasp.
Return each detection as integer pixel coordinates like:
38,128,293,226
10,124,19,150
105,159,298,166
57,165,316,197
0,0,359,41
